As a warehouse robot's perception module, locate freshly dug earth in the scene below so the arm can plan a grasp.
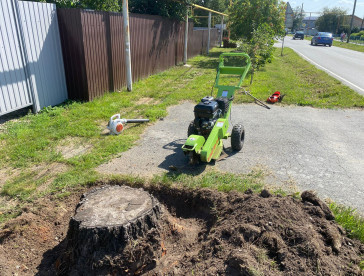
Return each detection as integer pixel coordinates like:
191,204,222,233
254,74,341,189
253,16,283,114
0,184,363,275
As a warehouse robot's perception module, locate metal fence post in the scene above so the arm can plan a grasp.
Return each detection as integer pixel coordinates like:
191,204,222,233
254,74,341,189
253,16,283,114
220,16,224,47
207,11,211,54
123,0,132,91
183,8,188,64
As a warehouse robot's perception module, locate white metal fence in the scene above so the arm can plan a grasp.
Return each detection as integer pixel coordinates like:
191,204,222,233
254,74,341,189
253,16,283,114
0,0,67,116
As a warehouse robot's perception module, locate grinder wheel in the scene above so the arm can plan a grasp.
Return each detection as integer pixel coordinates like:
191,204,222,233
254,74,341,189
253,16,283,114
231,123,245,151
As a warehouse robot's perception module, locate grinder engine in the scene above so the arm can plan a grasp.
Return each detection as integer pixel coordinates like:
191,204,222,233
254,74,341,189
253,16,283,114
192,96,229,138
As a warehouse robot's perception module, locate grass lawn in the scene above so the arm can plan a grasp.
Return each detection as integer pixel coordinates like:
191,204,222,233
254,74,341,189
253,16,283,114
0,47,363,242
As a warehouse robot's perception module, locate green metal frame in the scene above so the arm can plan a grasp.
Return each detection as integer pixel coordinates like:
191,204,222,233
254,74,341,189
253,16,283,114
182,52,251,163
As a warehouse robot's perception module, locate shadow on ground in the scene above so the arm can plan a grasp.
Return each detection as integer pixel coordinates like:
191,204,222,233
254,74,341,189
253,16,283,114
158,139,243,177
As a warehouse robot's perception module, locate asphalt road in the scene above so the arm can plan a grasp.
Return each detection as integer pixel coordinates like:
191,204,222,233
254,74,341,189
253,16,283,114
98,102,364,214
276,37,364,95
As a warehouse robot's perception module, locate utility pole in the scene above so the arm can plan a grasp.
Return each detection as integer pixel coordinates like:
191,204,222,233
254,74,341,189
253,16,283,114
300,3,304,30
207,12,211,54
123,0,132,91
347,0,357,43
220,16,224,47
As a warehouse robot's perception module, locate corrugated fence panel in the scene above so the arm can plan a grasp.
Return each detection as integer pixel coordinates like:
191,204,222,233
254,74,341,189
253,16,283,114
0,0,32,115
129,14,184,82
81,10,110,101
18,1,68,108
57,9,220,101
110,13,126,91
57,8,88,101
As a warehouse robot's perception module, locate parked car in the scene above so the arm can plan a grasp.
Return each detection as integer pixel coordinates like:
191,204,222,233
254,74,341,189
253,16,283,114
311,32,333,47
293,31,304,40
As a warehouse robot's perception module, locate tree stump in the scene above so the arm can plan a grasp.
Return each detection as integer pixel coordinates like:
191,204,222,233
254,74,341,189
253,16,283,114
61,186,162,275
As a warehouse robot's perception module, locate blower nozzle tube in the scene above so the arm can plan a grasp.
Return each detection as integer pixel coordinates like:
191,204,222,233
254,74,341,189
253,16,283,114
125,119,150,123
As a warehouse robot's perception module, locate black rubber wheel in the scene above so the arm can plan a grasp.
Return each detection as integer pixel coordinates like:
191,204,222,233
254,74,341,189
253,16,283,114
329,44,332,47
187,121,198,137
311,41,313,45
231,124,245,151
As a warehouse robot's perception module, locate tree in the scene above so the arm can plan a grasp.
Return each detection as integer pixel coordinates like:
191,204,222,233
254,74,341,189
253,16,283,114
192,0,228,27
315,7,347,34
292,6,304,31
229,0,285,82
128,0,189,20
229,0,286,41
238,24,275,83
81,0,119,12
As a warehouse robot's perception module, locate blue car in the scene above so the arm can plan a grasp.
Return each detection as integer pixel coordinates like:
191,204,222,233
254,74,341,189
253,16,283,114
311,32,333,47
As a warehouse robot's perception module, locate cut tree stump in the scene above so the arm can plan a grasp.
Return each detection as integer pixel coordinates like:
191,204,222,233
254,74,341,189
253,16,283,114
60,185,162,275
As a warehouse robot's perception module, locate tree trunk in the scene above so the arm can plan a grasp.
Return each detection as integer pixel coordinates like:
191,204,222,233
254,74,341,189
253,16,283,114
59,186,162,275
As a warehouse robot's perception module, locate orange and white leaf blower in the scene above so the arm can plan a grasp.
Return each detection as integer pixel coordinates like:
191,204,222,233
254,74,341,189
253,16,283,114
107,114,149,135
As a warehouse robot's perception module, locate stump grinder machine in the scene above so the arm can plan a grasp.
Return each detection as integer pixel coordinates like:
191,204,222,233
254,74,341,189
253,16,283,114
182,52,252,164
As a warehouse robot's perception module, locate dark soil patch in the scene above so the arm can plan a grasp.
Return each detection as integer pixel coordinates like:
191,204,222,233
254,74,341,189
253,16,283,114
0,184,363,275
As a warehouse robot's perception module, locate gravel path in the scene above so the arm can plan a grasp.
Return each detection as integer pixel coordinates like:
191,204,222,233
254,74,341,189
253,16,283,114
97,102,364,213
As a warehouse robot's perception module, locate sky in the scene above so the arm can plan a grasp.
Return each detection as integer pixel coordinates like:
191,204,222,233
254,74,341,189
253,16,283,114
288,0,364,18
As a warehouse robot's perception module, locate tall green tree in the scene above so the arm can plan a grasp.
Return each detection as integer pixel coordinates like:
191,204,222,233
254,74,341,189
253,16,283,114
315,7,347,33
229,0,286,40
81,0,119,12
192,0,228,27
230,0,285,82
292,6,304,31
128,0,189,20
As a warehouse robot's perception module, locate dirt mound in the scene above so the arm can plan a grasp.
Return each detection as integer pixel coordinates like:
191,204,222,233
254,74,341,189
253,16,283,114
0,184,363,275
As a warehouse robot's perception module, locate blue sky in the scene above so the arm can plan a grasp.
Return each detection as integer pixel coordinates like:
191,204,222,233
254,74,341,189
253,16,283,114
288,0,364,18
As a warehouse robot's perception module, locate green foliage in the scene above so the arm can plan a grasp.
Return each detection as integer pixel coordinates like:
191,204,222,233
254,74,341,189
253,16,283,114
315,7,347,33
238,23,275,82
350,30,364,38
292,6,304,31
229,0,286,41
129,0,189,20
81,0,119,12
192,0,228,27
229,0,285,82
329,202,364,243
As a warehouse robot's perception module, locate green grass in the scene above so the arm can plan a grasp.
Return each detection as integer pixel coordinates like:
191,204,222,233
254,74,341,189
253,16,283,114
332,40,364,53
152,169,265,193
329,202,364,243
0,46,363,224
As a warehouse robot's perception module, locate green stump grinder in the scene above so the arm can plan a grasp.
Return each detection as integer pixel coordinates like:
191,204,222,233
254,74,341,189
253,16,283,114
182,52,251,164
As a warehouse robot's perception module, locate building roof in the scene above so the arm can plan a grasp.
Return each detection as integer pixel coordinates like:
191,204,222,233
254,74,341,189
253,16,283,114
286,2,293,14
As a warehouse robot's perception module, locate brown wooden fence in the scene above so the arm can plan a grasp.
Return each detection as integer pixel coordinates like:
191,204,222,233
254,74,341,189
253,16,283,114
57,9,219,101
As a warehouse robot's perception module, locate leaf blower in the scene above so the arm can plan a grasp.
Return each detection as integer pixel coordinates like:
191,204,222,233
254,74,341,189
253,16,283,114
107,114,149,135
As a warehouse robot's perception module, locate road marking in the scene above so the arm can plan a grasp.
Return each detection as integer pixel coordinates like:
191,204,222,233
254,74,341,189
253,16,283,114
291,48,364,93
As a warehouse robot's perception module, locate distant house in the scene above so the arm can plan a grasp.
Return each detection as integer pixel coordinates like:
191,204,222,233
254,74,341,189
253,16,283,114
343,15,364,30
302,16,318,35
285,2,294,30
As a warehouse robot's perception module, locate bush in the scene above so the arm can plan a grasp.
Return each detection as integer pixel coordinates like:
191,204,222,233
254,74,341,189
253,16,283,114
238,23,275,83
